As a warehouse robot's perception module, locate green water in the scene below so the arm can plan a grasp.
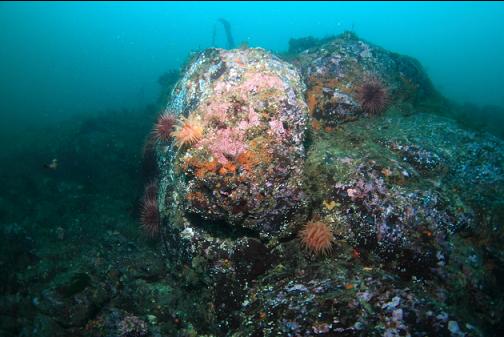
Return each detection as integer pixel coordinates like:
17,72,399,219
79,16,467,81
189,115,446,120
0,2,503,337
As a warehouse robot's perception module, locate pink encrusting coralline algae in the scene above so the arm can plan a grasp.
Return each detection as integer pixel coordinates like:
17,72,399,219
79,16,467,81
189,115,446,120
268,119,287,139
203,128,247,165
202,99,232,125
239,72,286,94
194,66,289,165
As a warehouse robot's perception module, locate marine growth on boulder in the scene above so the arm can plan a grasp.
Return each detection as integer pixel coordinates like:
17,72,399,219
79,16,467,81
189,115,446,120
138,33,504,337
157,48,309,240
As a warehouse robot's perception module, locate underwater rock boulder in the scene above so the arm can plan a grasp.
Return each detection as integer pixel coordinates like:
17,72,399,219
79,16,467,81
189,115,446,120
153,48,309,333
157,48,309,239
292,32,440,126
144,38,503,337
302,113,490,277
33,271,111,328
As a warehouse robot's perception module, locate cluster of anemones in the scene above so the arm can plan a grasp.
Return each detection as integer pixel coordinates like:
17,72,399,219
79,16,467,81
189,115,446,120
152,112,203,147
140,112,205,237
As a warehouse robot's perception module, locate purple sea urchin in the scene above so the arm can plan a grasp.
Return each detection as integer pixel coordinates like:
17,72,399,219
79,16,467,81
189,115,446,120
140,183,160,237
153,113,177,142
356,77,389,114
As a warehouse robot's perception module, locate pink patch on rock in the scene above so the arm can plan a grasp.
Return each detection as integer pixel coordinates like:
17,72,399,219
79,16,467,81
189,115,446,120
238,105,260,130
240,72,285,94
213,81,226,95
205,128,247,164
268,119,286,138
204,100,231,124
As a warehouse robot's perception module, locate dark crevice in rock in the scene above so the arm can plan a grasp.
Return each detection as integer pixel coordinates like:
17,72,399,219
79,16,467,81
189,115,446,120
185,212,261,240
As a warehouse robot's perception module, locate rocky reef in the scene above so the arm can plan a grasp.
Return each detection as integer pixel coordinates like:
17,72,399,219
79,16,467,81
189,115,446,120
140,32,503,336
1,32,502,337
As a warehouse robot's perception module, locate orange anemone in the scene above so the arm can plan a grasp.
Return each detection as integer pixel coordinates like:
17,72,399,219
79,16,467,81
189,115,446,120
170,115,204,148
298,220,334,255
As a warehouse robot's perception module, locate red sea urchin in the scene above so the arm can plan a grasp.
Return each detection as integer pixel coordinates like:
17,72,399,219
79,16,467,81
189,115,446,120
356,77,389,114
140,182,160,237
153,113,177,142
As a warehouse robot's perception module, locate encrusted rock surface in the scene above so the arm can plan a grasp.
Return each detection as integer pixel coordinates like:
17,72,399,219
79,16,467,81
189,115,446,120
228,109,503,337
292,32,440,126
158,48,309,240
148,34,503,336
153,48,311,333
1,33,502,337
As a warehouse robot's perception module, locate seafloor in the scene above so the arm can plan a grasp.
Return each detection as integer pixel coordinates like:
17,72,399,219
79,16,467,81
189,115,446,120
0,33,503,337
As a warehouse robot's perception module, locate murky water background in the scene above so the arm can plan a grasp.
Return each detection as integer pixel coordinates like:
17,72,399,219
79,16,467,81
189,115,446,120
0,2,503,337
